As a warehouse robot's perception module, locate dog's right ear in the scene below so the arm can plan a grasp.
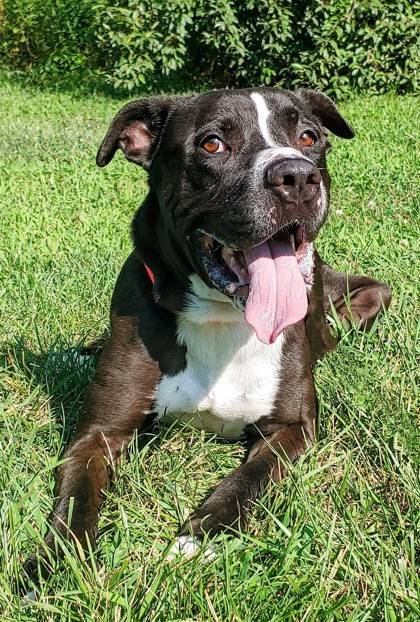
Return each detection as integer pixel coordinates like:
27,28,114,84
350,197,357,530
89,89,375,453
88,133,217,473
96,97,175,169
296,89,355,139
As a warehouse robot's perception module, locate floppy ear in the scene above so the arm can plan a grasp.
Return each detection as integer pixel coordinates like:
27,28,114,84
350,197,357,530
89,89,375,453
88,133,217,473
96,97,175,168
296,89,355,139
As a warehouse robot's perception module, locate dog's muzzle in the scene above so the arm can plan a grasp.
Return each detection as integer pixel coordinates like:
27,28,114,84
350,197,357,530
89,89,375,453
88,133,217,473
265,158,321,206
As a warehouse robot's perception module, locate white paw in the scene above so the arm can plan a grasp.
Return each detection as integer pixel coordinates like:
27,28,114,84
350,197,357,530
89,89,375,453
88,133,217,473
165,536,216,563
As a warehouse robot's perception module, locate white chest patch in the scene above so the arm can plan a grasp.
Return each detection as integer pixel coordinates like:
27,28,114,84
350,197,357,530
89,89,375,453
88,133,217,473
155,276,283,440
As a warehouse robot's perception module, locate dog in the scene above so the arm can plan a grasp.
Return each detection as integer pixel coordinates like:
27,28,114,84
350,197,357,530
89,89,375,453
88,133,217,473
25,87,391,577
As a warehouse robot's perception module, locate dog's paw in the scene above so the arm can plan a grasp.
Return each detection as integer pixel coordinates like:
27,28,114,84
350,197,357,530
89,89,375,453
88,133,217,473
165,536,216,563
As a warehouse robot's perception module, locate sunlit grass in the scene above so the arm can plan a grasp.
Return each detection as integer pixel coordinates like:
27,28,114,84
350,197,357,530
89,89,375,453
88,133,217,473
0,75,418,620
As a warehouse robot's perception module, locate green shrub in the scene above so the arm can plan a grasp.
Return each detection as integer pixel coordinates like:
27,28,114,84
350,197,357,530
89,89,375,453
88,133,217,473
0,0,418,97
0,0,101,84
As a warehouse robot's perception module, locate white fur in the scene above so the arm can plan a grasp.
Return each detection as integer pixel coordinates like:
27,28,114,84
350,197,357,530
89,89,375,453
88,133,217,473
166,536,216,562
250,92,312,161
255,145,313,166
155,276,284,440
298,242,315,288
250,92,276,147
253,146,313,185
180,275,244,324
250,91,313,186
316,180,328,225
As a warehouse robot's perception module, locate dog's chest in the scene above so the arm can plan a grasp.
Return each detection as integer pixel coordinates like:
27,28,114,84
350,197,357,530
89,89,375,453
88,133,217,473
155,302,283,440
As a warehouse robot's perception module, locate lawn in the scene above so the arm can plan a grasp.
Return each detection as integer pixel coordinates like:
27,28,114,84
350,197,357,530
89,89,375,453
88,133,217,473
0,74,418,621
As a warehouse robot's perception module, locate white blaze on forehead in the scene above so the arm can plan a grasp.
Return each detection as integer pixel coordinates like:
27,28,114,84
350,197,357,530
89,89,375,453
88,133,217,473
250,92,276,147
250,92,313,164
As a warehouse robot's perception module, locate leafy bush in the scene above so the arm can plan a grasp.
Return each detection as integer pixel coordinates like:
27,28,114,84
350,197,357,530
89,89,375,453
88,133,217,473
0,0,418,97
0,0,102,85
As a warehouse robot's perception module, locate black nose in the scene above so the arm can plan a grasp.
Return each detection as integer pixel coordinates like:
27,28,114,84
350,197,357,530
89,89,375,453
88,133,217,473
265,159,321,203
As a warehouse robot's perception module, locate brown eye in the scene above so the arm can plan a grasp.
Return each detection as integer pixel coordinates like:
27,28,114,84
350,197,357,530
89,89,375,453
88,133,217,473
201,137,227,154
299,131,316,147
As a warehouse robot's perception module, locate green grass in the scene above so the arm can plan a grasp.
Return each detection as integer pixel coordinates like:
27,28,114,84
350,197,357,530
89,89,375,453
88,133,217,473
0,74,418,621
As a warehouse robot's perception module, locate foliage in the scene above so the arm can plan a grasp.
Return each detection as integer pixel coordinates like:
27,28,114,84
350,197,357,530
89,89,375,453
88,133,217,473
0,0,418,97
0,0,101,84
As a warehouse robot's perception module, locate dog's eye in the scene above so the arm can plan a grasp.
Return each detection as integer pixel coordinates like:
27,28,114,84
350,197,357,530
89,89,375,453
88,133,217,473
299,131,317,148
201,137,227,154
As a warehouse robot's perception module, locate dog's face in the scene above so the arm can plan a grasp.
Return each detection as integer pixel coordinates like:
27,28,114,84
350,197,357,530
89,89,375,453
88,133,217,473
98,88,354,342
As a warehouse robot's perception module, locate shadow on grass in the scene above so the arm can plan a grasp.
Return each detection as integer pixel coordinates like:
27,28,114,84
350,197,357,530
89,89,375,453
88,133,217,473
1,334,213,454
2,335,248,556
1,337,100,445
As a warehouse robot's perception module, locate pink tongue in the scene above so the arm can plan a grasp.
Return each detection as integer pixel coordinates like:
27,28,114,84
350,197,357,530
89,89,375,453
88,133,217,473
244,238,308,344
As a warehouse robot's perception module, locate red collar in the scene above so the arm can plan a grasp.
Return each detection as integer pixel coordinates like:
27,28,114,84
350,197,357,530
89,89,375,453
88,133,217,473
143,262,156,284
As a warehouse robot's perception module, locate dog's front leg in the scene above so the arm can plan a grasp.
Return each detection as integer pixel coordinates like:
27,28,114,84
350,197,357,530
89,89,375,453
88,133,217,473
24,315,160,582
177,329,316,548
178,422,314,544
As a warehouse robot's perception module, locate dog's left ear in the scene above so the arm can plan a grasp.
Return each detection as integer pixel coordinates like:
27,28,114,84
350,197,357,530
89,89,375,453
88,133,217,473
296,89,355,139
96,97,176,169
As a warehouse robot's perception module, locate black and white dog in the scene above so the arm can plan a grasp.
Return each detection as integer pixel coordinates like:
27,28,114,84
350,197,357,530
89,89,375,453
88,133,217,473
26,87,391,574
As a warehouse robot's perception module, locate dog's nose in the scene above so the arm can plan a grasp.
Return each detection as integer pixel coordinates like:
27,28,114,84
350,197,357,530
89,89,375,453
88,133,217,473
265,159,321,203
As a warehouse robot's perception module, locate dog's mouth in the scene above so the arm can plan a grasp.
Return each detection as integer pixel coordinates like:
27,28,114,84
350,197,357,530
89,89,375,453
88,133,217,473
192,223,312,344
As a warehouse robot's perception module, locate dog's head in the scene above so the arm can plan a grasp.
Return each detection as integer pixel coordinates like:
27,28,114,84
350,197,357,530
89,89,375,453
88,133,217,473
98,88,353,343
